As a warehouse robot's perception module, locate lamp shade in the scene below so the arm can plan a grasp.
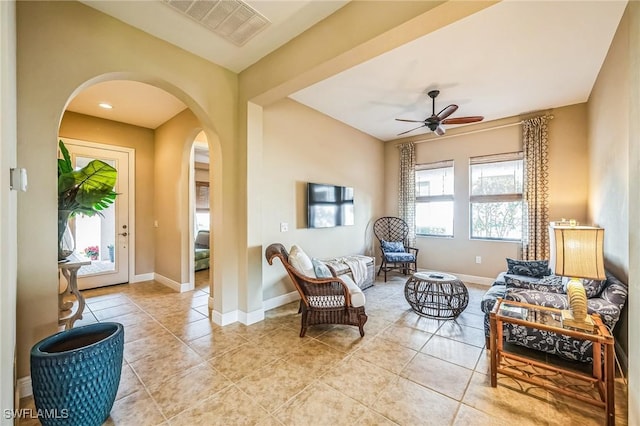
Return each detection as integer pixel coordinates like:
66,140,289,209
551,226,605,280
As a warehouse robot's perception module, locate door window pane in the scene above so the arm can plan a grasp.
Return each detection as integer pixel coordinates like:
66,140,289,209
73,155,117,276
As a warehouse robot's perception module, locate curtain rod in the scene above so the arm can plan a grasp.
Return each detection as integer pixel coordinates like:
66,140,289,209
410,115,554,144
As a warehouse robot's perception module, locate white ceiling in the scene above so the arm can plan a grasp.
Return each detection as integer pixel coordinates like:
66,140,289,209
72,0,627,139
291,1,628,141
66,80,187,129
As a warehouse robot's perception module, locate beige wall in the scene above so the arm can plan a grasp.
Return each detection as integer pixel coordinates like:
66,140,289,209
154,109,203,285
547,103,590,223
587,5,638,415
59,112,156,274
16,1,237,378
0,0,18,421
261,99,384,300
384,104,589,281
629,4,640,423
588,11,630,280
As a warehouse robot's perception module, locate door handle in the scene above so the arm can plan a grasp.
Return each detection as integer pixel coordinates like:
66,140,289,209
118,232,128,237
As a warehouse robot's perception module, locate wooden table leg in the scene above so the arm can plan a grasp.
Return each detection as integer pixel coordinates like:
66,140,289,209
605,342,615,425
593,341,602,381
59,265,86,330
490,312,498,387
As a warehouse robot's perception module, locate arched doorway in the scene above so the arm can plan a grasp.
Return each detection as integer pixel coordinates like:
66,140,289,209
58,77,220,316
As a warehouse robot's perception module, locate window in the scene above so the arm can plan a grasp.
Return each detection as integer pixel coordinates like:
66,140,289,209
470,152,523,240
415,160,454,237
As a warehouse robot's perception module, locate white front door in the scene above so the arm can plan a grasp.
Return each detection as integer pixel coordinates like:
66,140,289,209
61,140,131,289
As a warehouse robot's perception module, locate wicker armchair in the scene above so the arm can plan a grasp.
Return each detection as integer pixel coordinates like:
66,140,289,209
373,217,419,282
265,243,368,337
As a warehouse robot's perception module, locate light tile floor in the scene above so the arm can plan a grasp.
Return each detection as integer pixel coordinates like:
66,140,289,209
20,271,628,425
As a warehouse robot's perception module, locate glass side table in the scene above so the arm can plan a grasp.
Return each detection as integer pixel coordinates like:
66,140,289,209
489,298,616,425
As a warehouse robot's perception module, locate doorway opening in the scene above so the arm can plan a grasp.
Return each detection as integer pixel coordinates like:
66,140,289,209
191,131,212,293
59,139,133,290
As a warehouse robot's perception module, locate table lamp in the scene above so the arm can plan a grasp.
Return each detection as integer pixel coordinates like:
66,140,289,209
550,225,605,331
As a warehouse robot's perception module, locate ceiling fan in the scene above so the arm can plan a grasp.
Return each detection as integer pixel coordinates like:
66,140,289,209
396,90,484,136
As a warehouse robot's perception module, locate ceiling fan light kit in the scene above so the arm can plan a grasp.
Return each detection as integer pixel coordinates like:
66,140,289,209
396,89,484,136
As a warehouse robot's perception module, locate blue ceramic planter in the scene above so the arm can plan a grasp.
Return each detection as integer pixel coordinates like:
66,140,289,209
30,322,124,426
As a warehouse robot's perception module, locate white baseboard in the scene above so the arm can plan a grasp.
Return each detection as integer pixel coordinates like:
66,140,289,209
211,308,266,326
212,309,237,326
132,273,154,283
449,272,494,286
239,309,265,326
154,273,193,292
17,376,31,399
263,291,300,311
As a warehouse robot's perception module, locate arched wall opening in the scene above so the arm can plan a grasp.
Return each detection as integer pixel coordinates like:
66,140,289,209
59,75,223,297
190,131,214,303
17,69,231,380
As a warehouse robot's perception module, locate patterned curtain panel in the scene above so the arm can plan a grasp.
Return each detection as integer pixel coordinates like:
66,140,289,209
398,143,416,245
522,116,550,260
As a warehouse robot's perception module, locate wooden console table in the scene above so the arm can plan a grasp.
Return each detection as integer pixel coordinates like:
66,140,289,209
58,254,90,330
489,298,615,425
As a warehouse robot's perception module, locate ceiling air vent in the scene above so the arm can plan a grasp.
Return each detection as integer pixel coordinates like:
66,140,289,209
164,0,270,46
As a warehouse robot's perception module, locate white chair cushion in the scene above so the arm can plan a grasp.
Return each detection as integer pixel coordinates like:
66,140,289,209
341,275,366,308
289,245,315,277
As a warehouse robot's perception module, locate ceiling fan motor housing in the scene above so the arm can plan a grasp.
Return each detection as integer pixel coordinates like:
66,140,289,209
427,122,439,131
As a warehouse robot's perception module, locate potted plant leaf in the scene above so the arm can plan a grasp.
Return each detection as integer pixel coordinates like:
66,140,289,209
57,140,118,260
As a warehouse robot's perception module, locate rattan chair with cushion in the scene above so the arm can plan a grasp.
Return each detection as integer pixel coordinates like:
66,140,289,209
265,243,368,337
373,217,419,282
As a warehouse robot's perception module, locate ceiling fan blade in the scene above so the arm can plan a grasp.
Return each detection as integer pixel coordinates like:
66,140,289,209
441,116,484,125
395,118,425,123
436,104,458,121
397,124,426,136
434,125,446,136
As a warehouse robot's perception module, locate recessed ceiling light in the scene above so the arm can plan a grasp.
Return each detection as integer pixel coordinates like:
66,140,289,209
98,103,113,109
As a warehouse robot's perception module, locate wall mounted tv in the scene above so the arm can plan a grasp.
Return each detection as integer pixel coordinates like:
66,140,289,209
307,182,354,228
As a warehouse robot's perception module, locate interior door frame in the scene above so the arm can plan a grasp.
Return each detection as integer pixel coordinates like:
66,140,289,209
61,138,136,284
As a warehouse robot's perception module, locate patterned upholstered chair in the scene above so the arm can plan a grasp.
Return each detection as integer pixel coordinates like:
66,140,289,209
194,230,210,271
373,217,418,282
265,243,368,337
481,270,628,363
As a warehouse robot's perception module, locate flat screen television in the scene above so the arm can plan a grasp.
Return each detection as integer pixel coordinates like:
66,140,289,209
307,182,354,228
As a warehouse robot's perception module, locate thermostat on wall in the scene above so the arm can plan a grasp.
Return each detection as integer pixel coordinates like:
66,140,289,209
9,168,28,192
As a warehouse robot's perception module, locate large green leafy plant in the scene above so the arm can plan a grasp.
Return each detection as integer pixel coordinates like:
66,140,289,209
58,140,117,259
58,140,117,216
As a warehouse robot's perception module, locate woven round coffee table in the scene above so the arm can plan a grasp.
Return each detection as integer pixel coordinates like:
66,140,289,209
404,271,469,319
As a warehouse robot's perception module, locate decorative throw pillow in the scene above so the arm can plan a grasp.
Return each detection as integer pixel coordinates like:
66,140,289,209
381,240,405,253
506,258,550,278
311,258,333,278
288,245,315,277
504,275,565,294
584,279,607,298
